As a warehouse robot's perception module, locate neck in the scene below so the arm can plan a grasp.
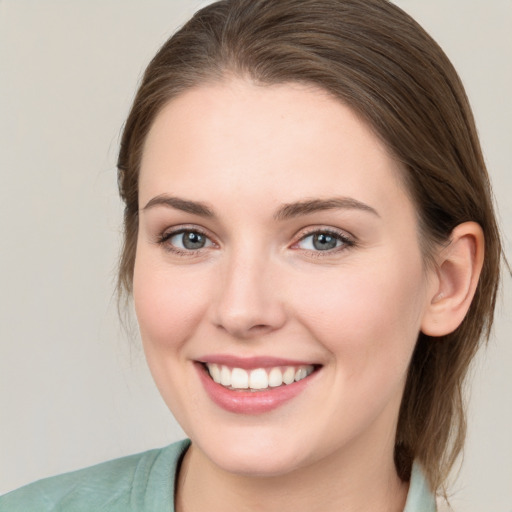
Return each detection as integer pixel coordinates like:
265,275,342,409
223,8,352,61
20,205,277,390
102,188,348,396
176,438,408,512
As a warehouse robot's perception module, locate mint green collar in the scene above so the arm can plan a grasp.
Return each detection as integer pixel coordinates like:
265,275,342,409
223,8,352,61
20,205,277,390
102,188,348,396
403,461,437,511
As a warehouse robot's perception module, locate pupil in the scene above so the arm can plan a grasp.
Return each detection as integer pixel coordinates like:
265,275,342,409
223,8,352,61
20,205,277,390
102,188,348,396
313,233,337,250
183,231,205,249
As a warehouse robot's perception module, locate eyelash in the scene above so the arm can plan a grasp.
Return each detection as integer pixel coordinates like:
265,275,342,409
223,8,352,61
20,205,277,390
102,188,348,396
156,226,356,257
293,228,356,257
157,226,215,256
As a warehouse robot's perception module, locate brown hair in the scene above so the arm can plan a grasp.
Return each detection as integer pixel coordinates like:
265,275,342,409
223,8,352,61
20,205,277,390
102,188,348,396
117,0,502,492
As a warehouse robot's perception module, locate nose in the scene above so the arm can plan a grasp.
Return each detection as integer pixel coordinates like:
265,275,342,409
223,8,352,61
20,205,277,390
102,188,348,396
211,250,287,340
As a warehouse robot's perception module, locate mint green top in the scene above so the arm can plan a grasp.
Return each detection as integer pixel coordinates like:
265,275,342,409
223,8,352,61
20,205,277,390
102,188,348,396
0,439,436,511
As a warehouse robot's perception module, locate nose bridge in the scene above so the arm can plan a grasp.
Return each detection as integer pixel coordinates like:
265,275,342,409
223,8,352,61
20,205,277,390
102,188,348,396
212,243,286,338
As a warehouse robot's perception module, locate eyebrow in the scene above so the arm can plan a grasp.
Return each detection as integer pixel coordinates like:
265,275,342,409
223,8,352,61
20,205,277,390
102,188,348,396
142,195,214,217
274,197,379,221
142,194,379,220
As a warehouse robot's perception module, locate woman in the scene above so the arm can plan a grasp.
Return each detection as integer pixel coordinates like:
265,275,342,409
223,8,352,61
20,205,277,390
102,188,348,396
0,0,503,510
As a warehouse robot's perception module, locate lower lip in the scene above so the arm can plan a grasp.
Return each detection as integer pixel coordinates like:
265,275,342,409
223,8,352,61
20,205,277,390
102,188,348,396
196,363,318,415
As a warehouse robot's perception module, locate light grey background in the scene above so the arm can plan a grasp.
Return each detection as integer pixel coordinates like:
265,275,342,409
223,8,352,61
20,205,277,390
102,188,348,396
0,1,510,510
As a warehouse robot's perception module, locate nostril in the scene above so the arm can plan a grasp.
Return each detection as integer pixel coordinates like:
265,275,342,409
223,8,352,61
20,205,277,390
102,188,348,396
251,324,270,331
214,320,276,339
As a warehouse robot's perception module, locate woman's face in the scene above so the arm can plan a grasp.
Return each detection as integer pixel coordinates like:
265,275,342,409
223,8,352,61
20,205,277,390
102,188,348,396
134,80,437,476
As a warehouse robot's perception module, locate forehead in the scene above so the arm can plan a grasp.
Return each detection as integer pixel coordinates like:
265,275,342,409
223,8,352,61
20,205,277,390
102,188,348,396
139,79,410,217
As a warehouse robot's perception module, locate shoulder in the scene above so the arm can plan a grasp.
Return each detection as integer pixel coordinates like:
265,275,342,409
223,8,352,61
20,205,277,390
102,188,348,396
0,439,190,512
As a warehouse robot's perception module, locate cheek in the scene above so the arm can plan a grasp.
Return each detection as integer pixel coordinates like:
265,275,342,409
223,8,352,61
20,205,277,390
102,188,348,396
132,254,213,426
133,256,209,352
292,258,428,374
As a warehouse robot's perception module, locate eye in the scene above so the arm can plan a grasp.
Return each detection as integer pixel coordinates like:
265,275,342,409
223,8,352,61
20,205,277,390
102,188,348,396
161,229,214,252
296,230,353,252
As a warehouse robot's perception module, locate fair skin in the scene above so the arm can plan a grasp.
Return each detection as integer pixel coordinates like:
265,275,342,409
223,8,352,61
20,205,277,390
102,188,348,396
133,79,483,512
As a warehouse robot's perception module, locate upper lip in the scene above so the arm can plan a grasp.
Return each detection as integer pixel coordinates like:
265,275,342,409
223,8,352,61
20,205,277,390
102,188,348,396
197,354,320,369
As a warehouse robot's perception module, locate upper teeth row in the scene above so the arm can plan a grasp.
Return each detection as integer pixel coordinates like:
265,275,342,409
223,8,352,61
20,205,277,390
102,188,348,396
206,363,314,390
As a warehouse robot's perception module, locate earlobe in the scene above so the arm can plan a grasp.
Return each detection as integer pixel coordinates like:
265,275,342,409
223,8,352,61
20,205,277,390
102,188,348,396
421,222,485,337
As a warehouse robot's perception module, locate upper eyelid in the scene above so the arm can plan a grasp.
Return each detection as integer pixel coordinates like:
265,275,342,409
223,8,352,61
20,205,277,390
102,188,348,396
292,226,357,253
156,224,355,249
157,227,217,256
162,229,212,243
157,225,217,250
294,225,355,242
161,224,213,239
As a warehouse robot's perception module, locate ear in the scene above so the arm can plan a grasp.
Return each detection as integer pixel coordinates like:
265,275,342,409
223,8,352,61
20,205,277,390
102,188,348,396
421,222,485,337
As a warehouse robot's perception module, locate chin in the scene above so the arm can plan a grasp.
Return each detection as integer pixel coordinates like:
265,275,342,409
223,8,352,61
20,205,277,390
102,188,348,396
208,446,306,478
191,426,313,477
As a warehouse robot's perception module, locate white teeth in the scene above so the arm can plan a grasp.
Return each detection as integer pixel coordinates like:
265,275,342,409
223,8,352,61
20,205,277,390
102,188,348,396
206,363,315,391
295,367,308,381
249,368,268,390
231,368,249,389
282,367,295,385
220,365,231,386
209,364,221,383
268,367,283,387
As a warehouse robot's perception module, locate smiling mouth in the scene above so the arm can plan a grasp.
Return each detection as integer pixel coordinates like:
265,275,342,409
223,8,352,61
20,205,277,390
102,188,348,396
202,363,318,392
